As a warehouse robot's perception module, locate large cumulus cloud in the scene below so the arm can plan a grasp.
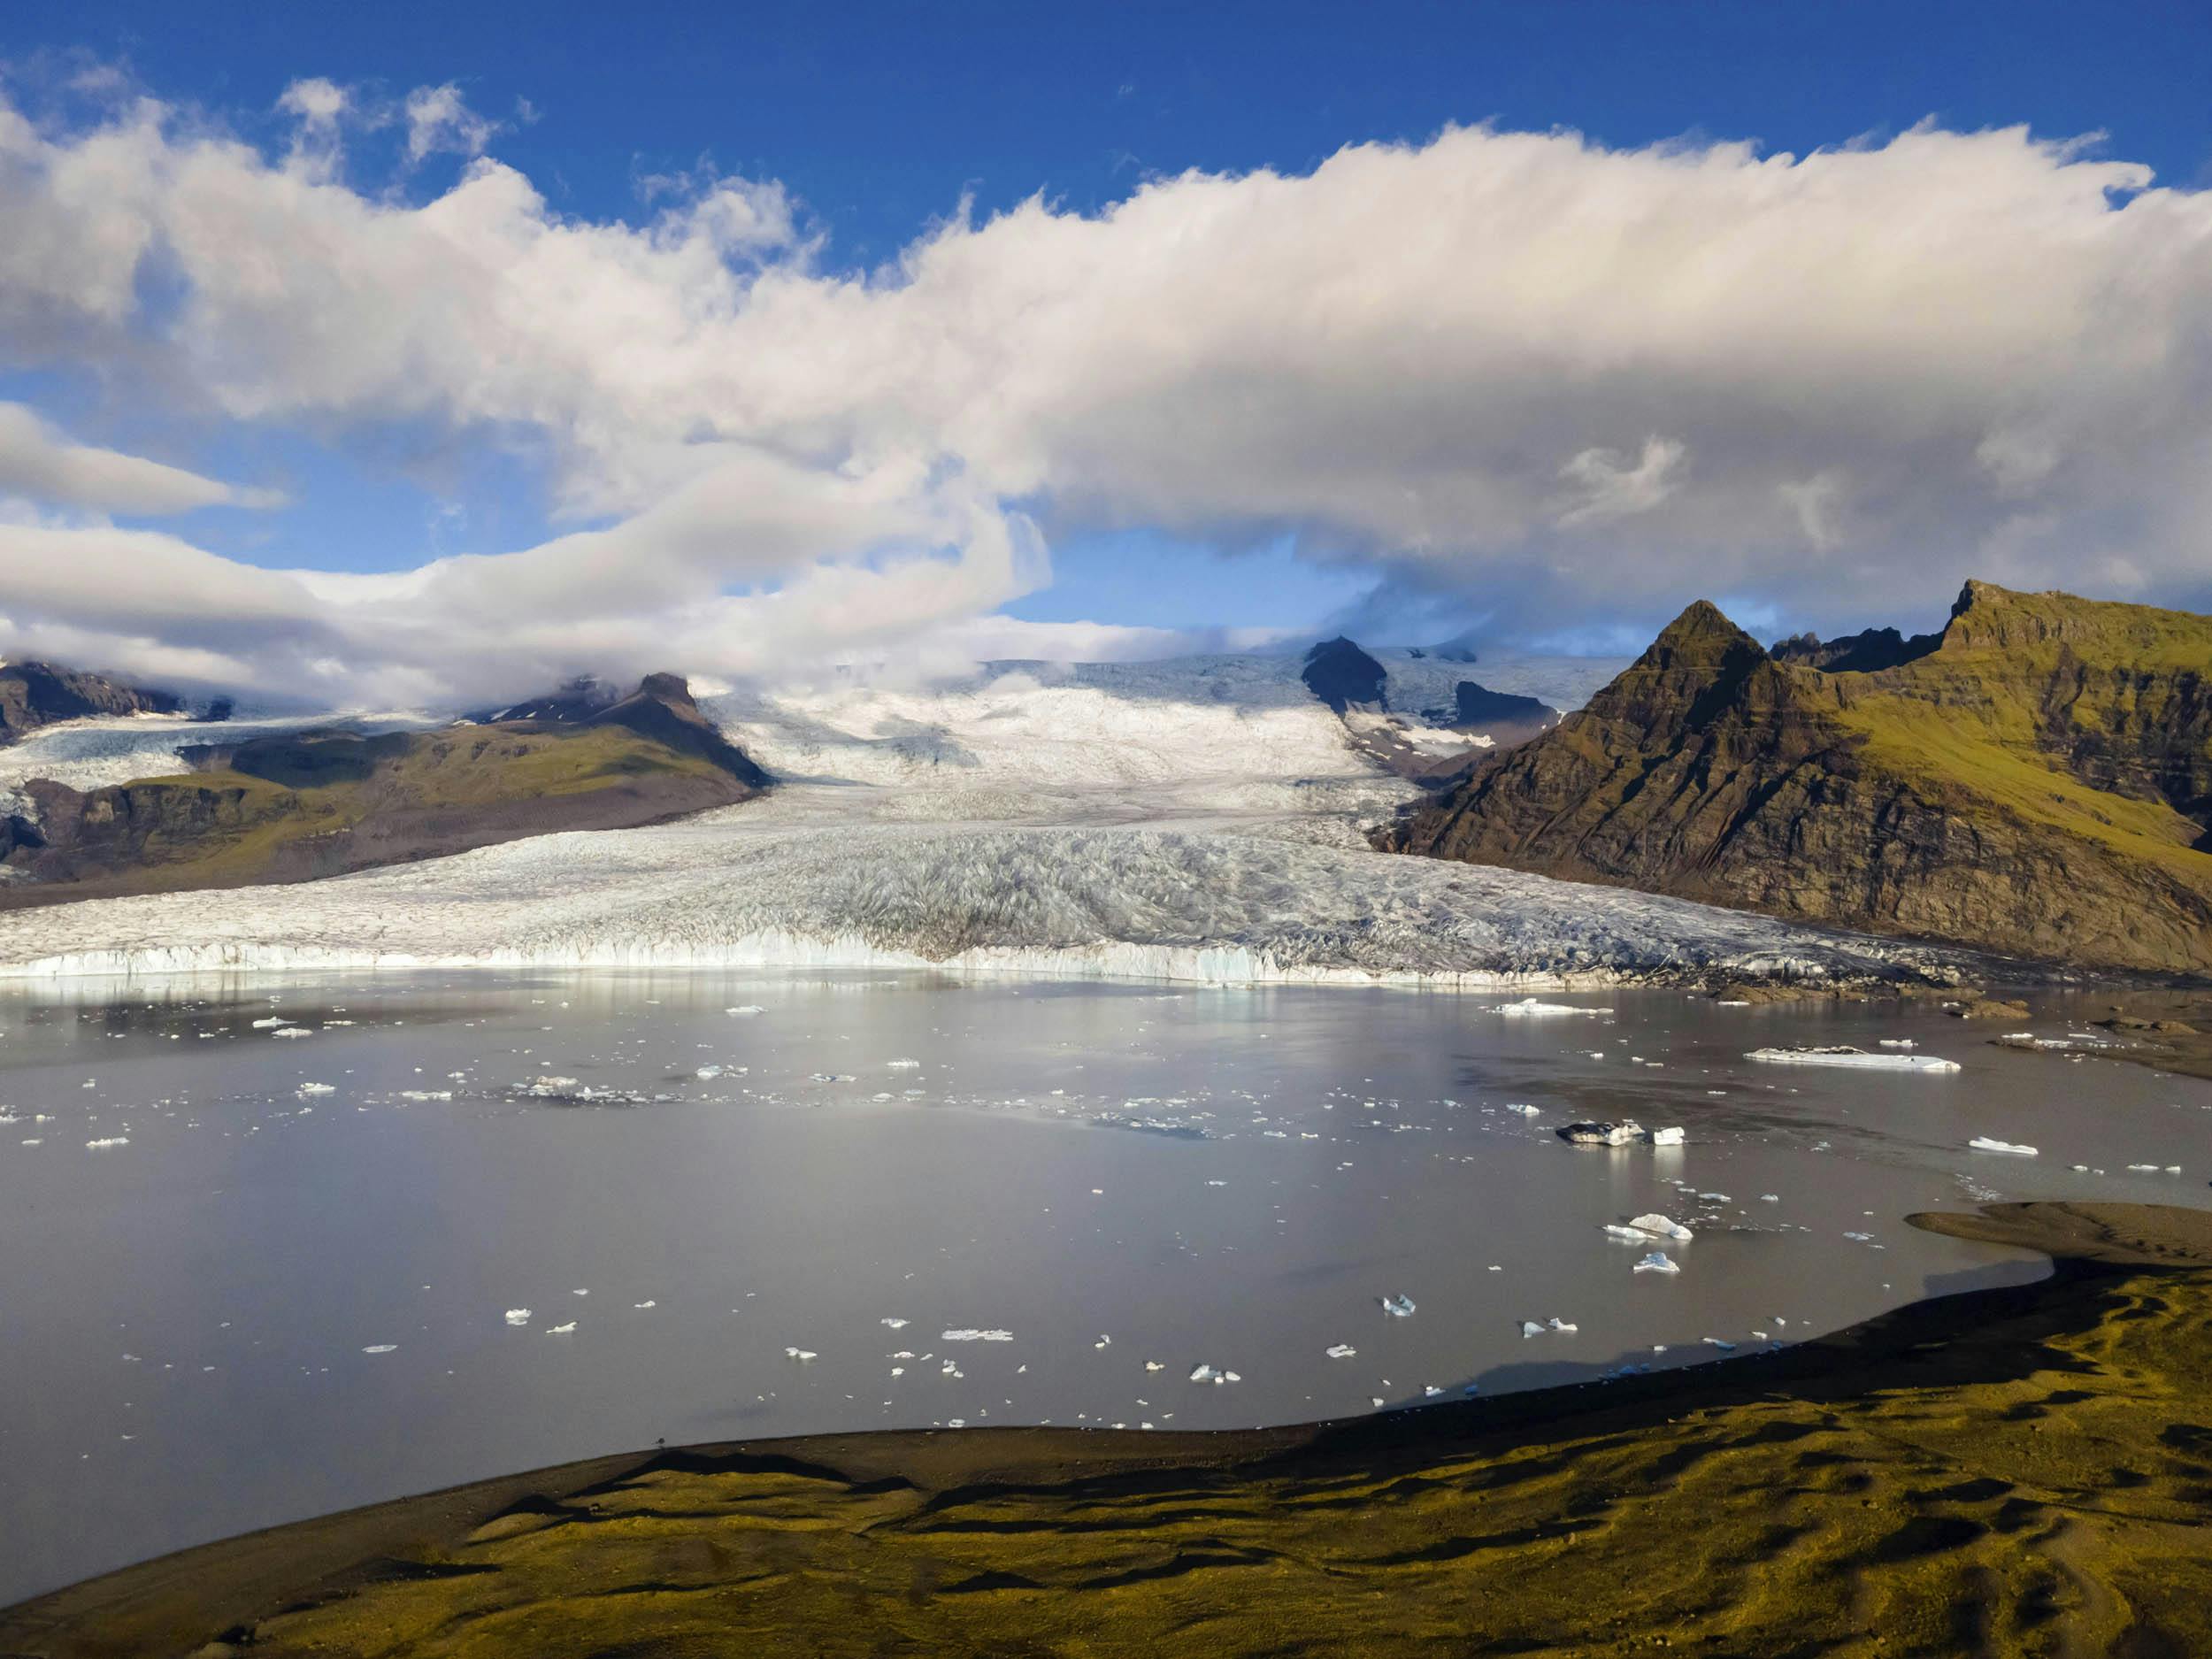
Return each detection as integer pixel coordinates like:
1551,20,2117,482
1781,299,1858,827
2,77,2209,705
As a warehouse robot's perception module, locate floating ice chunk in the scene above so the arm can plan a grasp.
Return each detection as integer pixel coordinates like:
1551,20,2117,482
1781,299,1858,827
1646,1125,1685,1147
1519,1320,1546,1339
1969,1136,2039,1156
251,1017,287,1028
1325,1343,1357,1359
1504,1102,1540,1117
1747,1046,1959,1072
361,1344,396,1355
1558,1120,1641,1147
1877,1038,1917,1048
1378,1293,1416,1317
1627,1213,1694,1241
633,1300,657,1310
886,1058,921,1070
784,1346,817,1361
941,1328,1014,1342
881,1317,909,1330
272,1027,313,1040
726,1006,764,1016
695,1064,724,1080
1144,1360,1165,1371
397,1090,452,1102
1187,1363,1240,1384
296,1082,335,1096
1423,1385,1444,1397
1632,1253,1680,1276
1493,998,1603,1018
1602,1225,1651,1243
1702,1337,1736,1350
809,1072,855,1084
1371,1396,1386,1408
1546,1317,1578,1333
547,1322,577,1335
504,1309,532,1325
85,1136,129,1149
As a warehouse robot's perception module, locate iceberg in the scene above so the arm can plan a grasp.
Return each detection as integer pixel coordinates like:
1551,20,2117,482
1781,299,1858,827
1625,1213,1694,1241
1646,1125,1685,1146
1187,1363,1240,1384
84,1136,129,1149
1378,1293,1416,1317
361,1344,397,1355
1325,1343,1357,1359
547,1323,577,1335
1968,1136,2039,1156
1557,1120,1642,1146
1747,1046,1960,1073
1494,998,1604,1017
940,1328,1014,1342
1632,1252,1680,1275
503,1309,532,1325
783,1345,816,1360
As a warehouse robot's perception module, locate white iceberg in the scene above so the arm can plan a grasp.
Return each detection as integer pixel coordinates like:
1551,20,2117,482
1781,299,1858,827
784,1345,817,1360
1747,1046,1959,1073
85,1136,129,1149
1646,1125,1685,1147
1968,1136,2038,1156
361,1344,397,1354
1546,1317,1578,1333
1626,1212,1694,1241
1325,1343,1357,1359
547,1322,577,1335
941,1328,1014,1342
1494,998,1604,1018
503,1309,532,1325
1632,1253,1681,1276
1378,1293,1416,1317
1187,1363,1240,1384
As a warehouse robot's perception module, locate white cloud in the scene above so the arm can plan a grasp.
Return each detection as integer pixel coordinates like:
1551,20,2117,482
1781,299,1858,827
402,83,495,165
1,90,2210,703
0,403,280,514
1556,437,1686,526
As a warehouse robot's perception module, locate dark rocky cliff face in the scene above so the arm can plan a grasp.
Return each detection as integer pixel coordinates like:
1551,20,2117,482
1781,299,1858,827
0,662,181,744
1388,585,2212,975
1300,638,1388,713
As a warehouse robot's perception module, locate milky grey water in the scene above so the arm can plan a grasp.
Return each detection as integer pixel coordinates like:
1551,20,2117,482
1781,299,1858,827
3,972,2208,1603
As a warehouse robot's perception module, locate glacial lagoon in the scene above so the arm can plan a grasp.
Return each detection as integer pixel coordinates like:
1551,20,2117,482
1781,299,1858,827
3,972,2205,1602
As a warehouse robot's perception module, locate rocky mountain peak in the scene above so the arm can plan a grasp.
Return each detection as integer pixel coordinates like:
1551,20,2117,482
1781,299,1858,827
1300,636,1388,714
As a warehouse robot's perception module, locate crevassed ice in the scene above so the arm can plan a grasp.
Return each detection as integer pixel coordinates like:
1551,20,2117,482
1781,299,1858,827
0,657,1955,988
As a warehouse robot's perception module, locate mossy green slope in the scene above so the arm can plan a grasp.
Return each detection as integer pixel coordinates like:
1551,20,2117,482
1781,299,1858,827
3,682,767,903
1393,581,2212,973
7,1204,2209,1658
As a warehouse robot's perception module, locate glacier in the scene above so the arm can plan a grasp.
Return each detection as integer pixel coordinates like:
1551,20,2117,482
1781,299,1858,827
0,650,1958,988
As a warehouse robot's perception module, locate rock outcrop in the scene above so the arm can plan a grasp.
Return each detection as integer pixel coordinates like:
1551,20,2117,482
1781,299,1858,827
1387,583,2212,975
1300,637,1388,714
3,674,771,904
0,661,181,744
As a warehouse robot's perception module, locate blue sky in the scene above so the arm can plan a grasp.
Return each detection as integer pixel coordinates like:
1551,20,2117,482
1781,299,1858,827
3,3,2209,699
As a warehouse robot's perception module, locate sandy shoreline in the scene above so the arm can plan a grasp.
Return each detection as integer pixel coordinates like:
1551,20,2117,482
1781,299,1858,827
5,1201,2208,1657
